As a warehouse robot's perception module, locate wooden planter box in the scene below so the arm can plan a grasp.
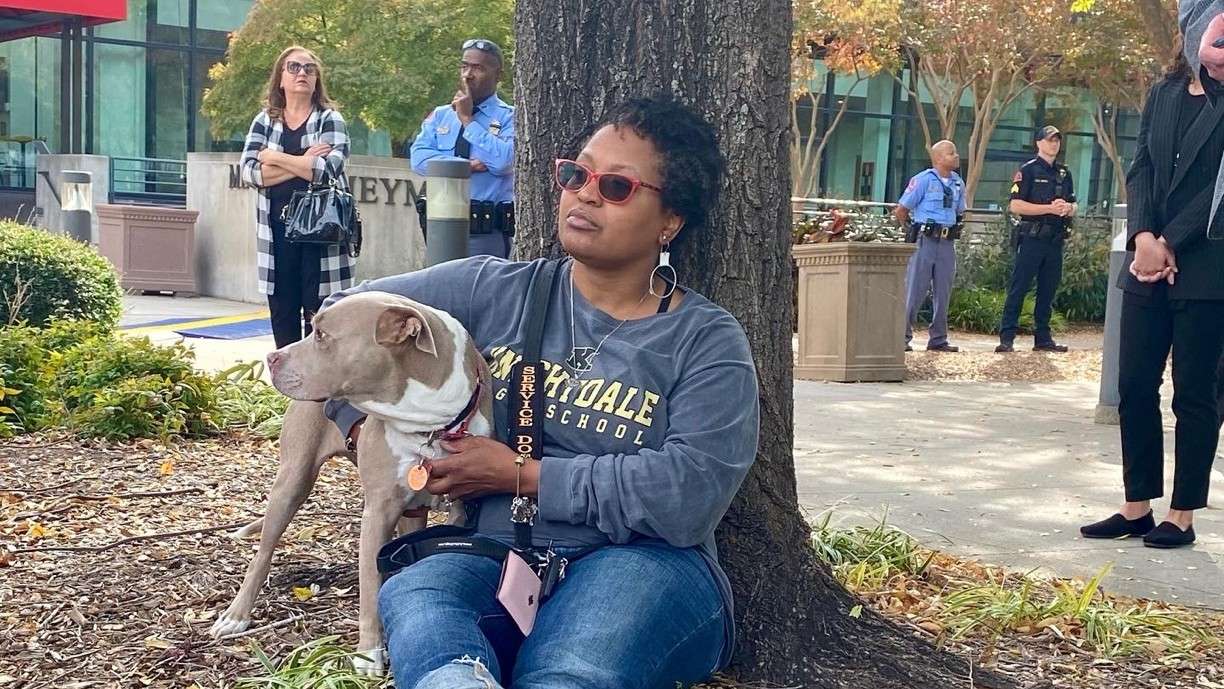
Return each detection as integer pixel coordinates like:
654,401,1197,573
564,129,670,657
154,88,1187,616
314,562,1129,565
97,204,199,296
793,242,916,382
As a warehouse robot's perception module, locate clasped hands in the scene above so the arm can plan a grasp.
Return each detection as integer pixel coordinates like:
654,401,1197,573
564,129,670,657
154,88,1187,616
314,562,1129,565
1049,199,1074,218
1130,231,1177,285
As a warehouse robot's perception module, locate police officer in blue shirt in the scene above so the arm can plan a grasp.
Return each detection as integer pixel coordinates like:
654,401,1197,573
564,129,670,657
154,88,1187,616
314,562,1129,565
894,140,967,352
411,38,515,258
996,125,1076,353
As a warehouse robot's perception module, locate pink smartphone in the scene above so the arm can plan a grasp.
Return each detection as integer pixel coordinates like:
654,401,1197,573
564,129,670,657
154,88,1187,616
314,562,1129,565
497,551,542,636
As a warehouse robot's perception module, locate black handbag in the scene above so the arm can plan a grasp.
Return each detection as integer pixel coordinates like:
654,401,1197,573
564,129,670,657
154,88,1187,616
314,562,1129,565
281,175,363,258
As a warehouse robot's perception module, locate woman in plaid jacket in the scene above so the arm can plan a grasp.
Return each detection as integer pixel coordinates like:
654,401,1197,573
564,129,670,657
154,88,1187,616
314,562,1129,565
240,45,354,347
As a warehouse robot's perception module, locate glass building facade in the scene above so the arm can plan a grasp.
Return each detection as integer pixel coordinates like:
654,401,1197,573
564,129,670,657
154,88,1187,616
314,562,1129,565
0,4,1136,211
798,62,1140,211
0,0,391,196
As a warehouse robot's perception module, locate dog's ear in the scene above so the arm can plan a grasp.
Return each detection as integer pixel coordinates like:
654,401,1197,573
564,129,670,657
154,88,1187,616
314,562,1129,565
375,305,438,356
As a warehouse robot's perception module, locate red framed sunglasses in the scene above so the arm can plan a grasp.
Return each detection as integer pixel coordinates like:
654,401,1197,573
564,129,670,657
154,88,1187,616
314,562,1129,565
554,159,662,204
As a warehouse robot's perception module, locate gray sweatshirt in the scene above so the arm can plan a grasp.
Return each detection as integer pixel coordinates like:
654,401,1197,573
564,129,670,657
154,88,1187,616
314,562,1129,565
324,256,759,663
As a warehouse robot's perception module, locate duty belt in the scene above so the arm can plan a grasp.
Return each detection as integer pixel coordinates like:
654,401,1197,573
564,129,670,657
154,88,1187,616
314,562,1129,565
1017,221,1067,241
914,222,961,240
415,199,515,238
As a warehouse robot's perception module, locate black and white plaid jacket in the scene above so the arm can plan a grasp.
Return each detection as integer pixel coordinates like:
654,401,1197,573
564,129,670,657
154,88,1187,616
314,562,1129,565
240,107,354,297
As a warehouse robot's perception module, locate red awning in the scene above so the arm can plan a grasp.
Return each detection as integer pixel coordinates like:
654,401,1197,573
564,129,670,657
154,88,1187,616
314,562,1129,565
0,0,126,42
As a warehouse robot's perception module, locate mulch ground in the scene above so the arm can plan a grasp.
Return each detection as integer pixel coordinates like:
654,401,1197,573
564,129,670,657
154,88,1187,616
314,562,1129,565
1,434,366,688
906,327,1104,383
2,432,1220,688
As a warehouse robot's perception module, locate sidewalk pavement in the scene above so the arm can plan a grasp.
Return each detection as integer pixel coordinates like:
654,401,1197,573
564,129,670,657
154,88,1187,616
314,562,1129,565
797,379,1224,608
122,294,1224,607
121,294,276,373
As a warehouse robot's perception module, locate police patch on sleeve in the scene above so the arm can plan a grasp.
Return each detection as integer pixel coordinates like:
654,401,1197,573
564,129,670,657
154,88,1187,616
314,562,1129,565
1012,171,1023,183
905,178,918,193
1010,184,1020,194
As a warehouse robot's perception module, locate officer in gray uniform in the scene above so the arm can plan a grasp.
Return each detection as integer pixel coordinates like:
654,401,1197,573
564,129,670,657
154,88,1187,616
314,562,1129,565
895,140,967,352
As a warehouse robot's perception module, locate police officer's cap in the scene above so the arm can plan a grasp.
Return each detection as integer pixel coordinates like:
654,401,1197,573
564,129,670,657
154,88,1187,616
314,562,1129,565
462,39,503,67
1033,125,1061,142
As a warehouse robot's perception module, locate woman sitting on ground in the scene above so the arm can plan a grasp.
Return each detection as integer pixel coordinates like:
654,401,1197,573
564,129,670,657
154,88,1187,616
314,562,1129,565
326,96,760,689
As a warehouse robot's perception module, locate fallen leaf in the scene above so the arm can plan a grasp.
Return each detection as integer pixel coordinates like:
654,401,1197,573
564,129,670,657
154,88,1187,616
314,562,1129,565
159,459,174,476
849,604,862,618
143,635,172,650
292,586,316,602
25,521,48,540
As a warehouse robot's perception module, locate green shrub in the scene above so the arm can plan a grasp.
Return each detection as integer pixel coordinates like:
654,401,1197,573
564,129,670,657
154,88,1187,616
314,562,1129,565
0,221,123,328
1054,229,1111,322
55,335,198,412
955,231,1013,293
0,320,117,432
71,372,221,441
946,288,1067,335
0,374,22,437
0,319,290,441
214,362,289,439
957,218,1111,323
0,324,54,431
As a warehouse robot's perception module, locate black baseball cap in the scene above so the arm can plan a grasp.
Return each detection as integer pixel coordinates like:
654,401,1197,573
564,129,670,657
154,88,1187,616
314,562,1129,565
1034,125,1062,142
462,39,503,66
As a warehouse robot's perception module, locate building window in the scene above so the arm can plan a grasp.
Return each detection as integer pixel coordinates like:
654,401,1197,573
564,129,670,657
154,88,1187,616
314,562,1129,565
0,37,60,189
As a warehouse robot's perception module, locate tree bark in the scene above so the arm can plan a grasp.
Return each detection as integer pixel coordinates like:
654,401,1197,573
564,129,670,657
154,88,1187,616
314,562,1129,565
1091,104,1127,204
513,1,1009,686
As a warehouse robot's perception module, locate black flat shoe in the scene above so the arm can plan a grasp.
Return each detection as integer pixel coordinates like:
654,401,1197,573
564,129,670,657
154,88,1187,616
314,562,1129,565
905,344,913,352
926,343,960,352
1143,521,1195,549
995,342,1014,353
1034,342,1069,353
1080,511,1155,539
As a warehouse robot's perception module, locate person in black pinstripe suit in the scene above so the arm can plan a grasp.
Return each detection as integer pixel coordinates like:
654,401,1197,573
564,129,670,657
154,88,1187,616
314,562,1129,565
1080,44,1224,549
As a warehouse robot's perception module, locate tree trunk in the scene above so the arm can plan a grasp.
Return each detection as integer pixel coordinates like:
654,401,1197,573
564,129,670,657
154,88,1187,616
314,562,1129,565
514,1,1009,687
1091,104,1127,205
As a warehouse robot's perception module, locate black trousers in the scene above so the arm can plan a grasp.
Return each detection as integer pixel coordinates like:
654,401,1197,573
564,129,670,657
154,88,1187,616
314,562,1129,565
1118,291,1224,509
999,236,1063,344
267,220,323,349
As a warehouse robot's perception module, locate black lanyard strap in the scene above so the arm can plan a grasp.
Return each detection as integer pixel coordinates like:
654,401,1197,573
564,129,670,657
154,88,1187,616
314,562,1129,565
508,260,561,551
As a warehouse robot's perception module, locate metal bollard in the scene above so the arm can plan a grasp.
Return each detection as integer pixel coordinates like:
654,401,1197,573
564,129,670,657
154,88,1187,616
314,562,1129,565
61,171,93,244
1095,204,1127,424
423,159,471,267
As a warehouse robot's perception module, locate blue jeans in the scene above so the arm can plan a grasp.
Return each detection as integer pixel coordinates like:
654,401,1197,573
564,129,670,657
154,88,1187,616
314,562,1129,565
378,540,727,689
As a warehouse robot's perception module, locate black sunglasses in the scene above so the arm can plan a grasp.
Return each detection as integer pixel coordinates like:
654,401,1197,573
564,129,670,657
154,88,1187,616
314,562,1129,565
284,60,318,77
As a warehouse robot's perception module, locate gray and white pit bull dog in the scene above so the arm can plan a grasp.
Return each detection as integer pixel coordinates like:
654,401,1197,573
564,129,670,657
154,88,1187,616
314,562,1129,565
208,291,493,676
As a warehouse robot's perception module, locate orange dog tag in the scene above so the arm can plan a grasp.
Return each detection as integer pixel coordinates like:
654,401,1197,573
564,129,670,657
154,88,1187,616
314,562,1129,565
407,464,430,491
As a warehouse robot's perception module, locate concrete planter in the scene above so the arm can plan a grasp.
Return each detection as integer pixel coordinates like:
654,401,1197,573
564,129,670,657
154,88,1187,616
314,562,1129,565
97,204,199,295
793,241,916,382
